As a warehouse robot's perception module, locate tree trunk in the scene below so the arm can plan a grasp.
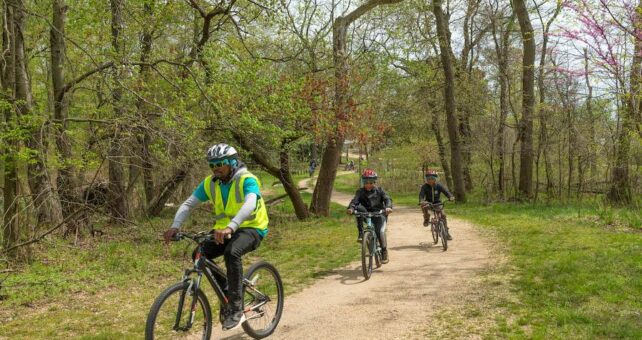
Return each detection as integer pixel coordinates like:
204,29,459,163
108,0,129,220
584,48,597,182
2,1,18,254
51,0,82,232
607,2,639,204
13,0,63,227
147,169,188,217
432,0,466,201
491,12,513,198
431,107,453,190
513,0,535,199
138,1,155,205
311,0,403,215
232,133,310,219
279,148,310,219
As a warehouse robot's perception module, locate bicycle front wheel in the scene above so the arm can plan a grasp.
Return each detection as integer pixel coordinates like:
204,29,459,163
439,221,448,251
242,261,284,339
431,222,439,244
145,281,212,340
361,231,374,280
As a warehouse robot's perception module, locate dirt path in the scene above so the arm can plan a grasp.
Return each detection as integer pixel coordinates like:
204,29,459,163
225,176,491,339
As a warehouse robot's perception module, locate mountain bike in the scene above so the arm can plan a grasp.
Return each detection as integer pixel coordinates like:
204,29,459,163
145,231,284,339
421,201,448,251
353,210,385,280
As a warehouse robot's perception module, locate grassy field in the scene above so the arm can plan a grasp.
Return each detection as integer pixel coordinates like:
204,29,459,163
335,160,642,338
0,174,359,339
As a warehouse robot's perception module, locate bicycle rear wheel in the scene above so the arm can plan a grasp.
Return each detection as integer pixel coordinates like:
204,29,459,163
439,221,448,251
145,281,212,340
242,261,284,339
361,231,374,280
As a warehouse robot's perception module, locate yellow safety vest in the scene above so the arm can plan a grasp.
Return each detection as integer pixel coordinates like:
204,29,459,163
203,171,269,231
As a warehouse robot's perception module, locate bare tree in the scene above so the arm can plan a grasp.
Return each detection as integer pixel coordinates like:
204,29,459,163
432,0,467,201
513,0,535,199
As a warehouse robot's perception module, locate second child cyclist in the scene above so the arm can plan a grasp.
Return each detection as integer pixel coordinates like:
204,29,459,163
419,169,455,240
347,169,393,264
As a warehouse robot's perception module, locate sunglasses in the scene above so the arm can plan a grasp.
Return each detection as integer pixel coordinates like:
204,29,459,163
363,179,377,184
208,159,229,168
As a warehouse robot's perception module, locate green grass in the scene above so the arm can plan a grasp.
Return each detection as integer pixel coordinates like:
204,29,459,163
0,174,359,338
418,202,642,339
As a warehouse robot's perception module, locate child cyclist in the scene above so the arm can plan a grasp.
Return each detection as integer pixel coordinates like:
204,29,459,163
419,169,455,240
346,169,393,263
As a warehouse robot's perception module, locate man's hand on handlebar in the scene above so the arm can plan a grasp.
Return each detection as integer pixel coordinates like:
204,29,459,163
163,228,178,244
346,209,354,215
385,207,393,215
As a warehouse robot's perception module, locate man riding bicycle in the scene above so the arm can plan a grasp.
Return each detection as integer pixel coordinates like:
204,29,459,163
420,170,454,240
163,143,268,331
346,169,393,263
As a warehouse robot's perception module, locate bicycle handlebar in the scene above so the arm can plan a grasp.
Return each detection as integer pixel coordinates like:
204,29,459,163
172,231,232,242
419,201,445,210
351,210,385,218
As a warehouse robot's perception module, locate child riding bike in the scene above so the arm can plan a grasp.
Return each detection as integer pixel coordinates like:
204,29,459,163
419,170,455,240
346,169,393,263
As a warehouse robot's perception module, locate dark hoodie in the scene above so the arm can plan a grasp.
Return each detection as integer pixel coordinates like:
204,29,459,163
348,186,393,212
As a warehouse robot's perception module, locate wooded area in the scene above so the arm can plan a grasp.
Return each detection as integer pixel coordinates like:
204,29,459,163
1,0,641,260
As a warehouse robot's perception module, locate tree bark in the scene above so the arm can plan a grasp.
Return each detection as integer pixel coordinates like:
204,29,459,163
108,0,129,220
15,0,63,227
431,105,453,190
137,1,155,206
146,169,188,217
607,3,639,204
534,1,560,199
432,0,466,201
311,0,404,215
584,48,597,182
491,11,513,199
513,0,535,199
2,1,18,255
51,0,82,232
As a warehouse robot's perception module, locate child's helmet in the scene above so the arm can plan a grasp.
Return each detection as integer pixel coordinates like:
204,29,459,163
361,168,378,180
425,169,438,179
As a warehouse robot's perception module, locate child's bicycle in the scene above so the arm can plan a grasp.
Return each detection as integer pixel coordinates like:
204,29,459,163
352,210,385,280
145,231,284,339
421,201,448,251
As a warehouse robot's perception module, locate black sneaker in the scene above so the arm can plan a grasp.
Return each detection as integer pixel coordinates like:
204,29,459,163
219,305,230,324
381,250,389,264
222,310,246,331
446,233,453,241
423,220,429,227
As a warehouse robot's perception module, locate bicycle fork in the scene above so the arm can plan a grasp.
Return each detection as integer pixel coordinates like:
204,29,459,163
174,271,203,331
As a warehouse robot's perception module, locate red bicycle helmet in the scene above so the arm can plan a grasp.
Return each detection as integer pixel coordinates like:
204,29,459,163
361,168,378,180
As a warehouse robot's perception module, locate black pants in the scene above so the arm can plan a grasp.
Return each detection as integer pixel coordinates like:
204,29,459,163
192,228,262,311
355,205,387,250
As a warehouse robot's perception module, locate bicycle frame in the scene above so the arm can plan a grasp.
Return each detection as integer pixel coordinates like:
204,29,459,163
354,211,385,256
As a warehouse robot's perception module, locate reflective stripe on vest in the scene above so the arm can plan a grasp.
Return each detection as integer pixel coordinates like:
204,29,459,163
202,172,269,231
